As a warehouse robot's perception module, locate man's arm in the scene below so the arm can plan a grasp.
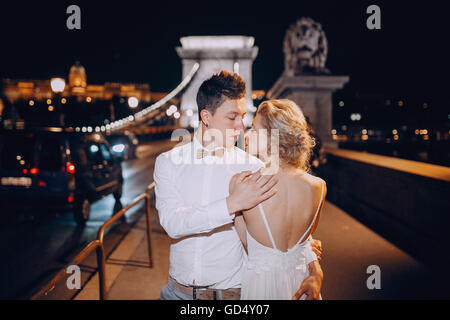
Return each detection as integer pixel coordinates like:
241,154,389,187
292,260,323,300
154,154,235,239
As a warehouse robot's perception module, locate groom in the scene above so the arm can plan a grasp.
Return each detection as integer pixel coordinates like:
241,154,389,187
154,70,323,300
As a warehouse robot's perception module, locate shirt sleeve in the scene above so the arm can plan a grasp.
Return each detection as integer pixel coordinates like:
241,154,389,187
153,153,235,239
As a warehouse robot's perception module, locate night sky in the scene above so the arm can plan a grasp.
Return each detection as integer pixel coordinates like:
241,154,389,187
1,1,449,109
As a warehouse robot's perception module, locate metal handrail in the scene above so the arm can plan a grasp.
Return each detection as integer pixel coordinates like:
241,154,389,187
96,182,155,299
30,182,155,300
31,239,103,300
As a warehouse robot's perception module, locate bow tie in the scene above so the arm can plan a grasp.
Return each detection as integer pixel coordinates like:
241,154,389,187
196,148,225,159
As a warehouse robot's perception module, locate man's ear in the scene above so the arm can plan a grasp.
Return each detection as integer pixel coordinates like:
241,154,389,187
200,109,211,127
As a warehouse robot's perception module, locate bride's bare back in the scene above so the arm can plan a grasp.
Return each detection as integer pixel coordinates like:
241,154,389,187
243,168,326,253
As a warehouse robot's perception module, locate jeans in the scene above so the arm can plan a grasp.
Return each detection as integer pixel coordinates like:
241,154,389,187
160,283,193,300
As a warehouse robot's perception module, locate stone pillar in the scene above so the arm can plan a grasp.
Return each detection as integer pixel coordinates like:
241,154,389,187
176,36,258,128
267,73,349,148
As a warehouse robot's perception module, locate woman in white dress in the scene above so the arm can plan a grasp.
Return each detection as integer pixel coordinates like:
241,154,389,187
231,99,327,300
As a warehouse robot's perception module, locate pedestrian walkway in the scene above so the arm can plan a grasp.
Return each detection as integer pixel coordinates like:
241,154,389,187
74,199,444,300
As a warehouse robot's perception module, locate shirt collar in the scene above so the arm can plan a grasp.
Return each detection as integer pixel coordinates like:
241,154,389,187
192,132,234,153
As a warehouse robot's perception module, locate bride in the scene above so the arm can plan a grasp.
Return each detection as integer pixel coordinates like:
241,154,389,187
230,99,327,300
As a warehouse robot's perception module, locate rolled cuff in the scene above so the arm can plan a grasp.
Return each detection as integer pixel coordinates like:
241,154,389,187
304,236,318,264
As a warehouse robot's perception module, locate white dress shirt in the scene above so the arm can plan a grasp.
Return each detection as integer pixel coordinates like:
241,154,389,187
154,135,317,289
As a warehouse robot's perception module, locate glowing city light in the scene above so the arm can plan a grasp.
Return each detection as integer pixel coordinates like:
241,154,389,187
50,78,66,93
90,145,99,153
233,62,240,74
128,97,139,108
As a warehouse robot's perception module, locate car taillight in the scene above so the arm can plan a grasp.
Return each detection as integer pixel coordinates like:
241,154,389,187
38,180,46,187
30,168,39,175
67,195,74,203
66,162,75,174
22,169,28,174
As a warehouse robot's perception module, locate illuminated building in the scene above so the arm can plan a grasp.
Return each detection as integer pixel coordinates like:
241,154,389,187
2,61,152,104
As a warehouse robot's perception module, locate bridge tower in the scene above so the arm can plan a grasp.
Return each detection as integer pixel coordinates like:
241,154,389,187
176,36,258,128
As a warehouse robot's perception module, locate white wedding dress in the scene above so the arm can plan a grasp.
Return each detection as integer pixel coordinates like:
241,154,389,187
241,180,325,300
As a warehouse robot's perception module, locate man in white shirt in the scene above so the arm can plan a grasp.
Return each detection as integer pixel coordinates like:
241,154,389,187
154,70,323,300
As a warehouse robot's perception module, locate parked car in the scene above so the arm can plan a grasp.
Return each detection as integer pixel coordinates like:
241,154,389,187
0,128,123,225
105,131,139,161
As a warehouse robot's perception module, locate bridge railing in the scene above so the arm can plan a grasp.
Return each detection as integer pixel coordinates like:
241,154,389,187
321,147,450,268
31,182,155,300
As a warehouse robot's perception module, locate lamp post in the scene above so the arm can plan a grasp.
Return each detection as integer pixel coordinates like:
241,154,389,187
127,96,139,109
50,78,66,127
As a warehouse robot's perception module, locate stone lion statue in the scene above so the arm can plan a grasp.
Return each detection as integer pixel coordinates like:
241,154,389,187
283,17,330,75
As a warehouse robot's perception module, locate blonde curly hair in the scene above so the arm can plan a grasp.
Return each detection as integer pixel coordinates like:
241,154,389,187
256,99,316,172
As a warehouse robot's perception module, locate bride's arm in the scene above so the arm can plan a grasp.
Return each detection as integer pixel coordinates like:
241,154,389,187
234,213,248,252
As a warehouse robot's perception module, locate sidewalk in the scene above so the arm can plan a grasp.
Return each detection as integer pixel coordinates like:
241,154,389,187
75,213,170,300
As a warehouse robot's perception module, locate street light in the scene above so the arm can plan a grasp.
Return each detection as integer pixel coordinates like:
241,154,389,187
50,78,66,127
50,78,66,93
128,97,139,108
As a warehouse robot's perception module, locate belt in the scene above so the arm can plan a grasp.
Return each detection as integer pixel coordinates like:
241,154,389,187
168,276,240,300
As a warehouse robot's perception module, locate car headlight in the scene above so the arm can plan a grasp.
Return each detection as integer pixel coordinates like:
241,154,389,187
112,143,126,153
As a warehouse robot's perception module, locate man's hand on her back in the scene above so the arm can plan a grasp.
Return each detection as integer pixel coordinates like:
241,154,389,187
311,239,323,261
227,169,278,214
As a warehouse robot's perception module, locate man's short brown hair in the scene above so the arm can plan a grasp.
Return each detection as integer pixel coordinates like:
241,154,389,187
196,70,246,120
